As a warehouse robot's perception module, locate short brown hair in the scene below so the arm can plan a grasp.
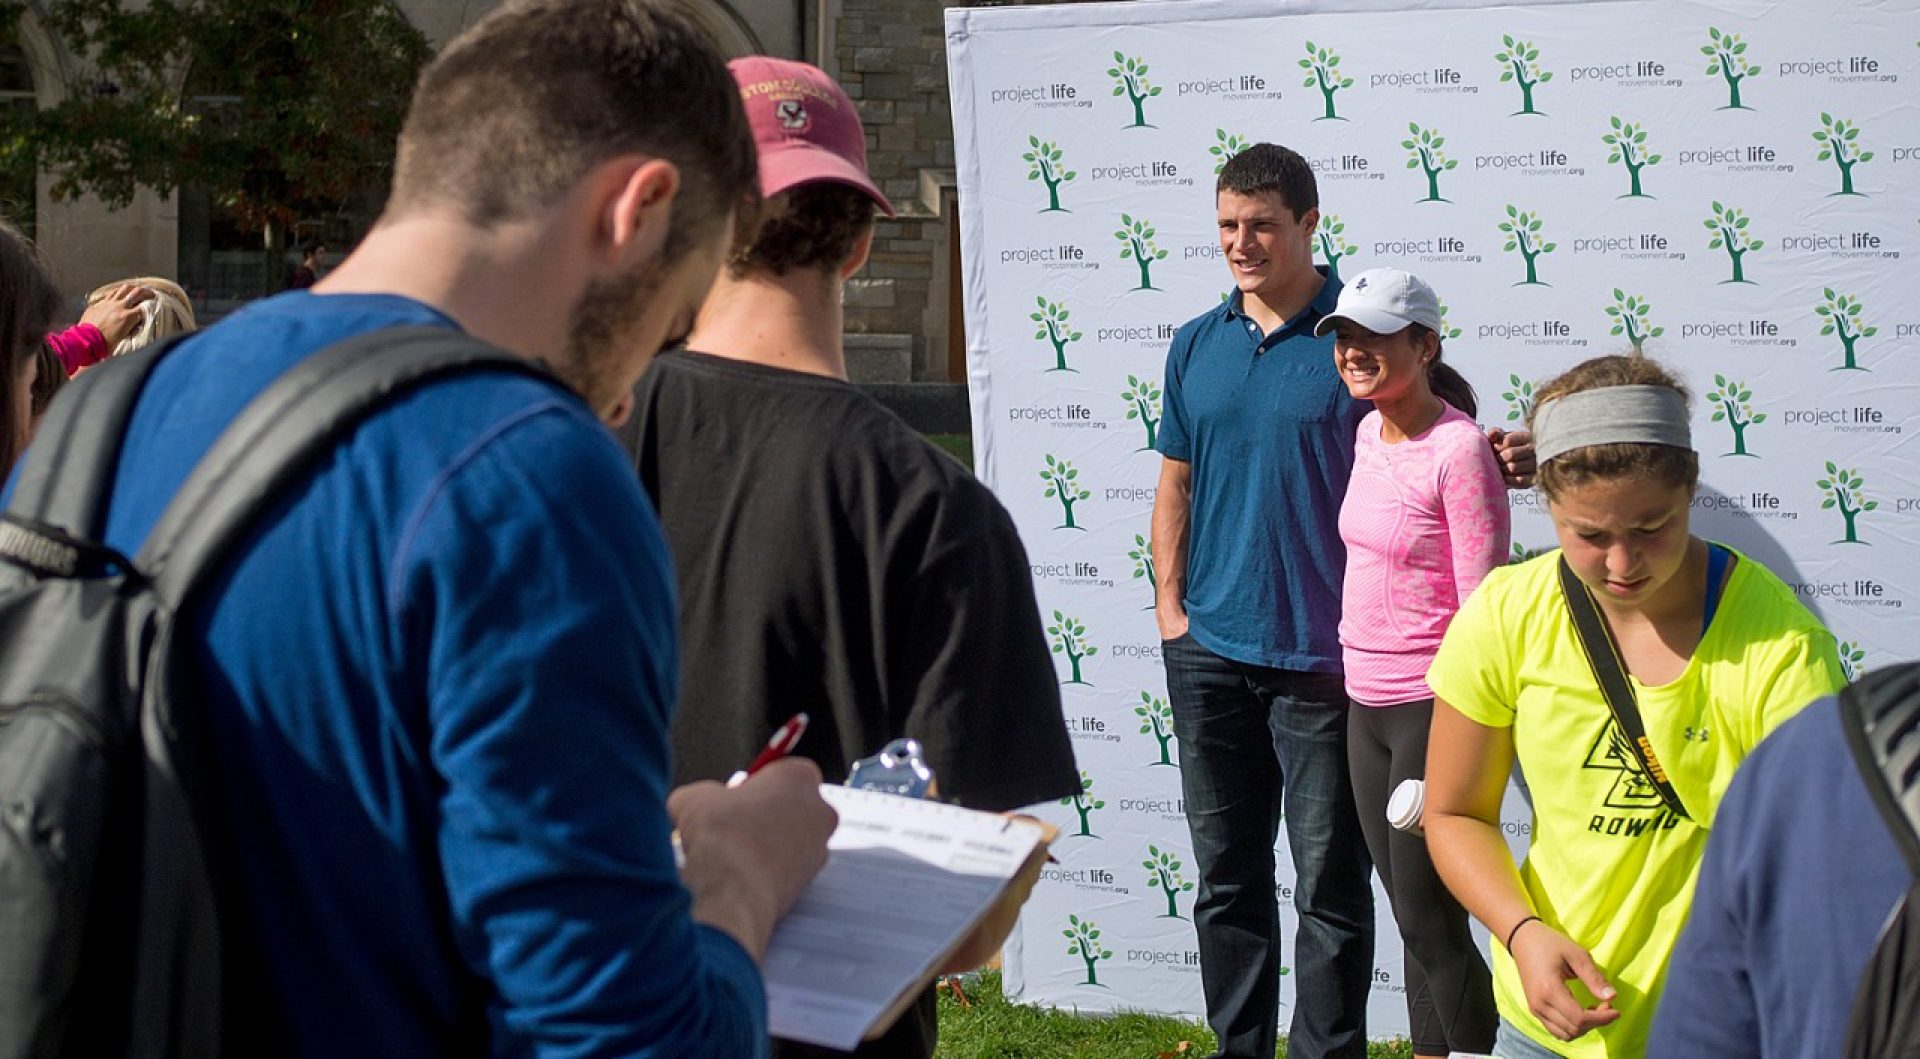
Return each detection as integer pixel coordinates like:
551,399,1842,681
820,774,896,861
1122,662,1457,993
727,183,875,278
389,0,757,248
1529,354,1698,499
1216,143,1317,221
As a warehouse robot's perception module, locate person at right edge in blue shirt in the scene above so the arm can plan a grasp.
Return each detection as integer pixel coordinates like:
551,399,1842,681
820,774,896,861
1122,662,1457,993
0,2,838,1055
1646,691,1909,1058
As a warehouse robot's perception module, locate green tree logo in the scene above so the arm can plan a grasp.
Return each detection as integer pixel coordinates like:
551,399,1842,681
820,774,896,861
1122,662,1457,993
1501,375,1536,423
1135,691,1176,766
1705,201,1762,284
1210,128,1250,175
1121,375,1161,451
1040,454,1090,529
1838,641,1867,682
1816,288,1878,371
1048,610,1098,685
1030,296,1083,372
1022,135,1076,212
1602,117,1661,198
1060,769,1104,835
1299,41,1354,120
1315,213,1356,281
1106,51,1161,128
1144,845,1196,919
1063,915,1113,985
1128,533,1156,608
1115,213,1168,291
1605,289,1665,354
1436,301,1463,340
1816,462,1877,545
1495,34,1553,115
1705,375,1766,457
1702,27,1759,110
1497,205,1556,286
1401,123,1458,202
1509,542,1535,565
1813,113,1873,196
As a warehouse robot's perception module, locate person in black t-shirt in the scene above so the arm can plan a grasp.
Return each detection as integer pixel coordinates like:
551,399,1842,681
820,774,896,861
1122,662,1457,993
618,57,1078,1059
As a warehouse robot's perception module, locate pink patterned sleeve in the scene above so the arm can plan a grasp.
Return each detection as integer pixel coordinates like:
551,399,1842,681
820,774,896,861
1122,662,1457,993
1437,431,1511,602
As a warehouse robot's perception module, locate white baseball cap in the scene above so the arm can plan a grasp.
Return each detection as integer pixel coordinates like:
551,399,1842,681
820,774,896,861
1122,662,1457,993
1313,267,1442,337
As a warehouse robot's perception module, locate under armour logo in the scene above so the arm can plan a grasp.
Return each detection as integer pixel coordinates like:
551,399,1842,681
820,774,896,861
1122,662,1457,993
775,99,809,131
1353,277,1369,291
1684,726,1711,743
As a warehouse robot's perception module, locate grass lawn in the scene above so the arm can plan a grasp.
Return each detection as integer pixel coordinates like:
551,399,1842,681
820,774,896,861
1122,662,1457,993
925,432,973,469
934,972,1415,1059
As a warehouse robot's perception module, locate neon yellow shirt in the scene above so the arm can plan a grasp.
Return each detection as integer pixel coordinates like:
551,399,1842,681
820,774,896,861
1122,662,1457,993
1427,547,1844,1057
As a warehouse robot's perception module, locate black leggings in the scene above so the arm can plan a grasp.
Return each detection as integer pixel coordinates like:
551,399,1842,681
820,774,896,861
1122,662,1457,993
1347,699,1497,1055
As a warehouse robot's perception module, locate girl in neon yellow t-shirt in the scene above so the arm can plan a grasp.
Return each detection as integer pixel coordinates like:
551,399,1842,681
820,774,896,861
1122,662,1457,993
1425,355,1845,1058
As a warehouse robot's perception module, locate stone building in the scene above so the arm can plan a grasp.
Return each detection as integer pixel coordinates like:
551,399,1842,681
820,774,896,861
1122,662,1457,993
2,0,1062,384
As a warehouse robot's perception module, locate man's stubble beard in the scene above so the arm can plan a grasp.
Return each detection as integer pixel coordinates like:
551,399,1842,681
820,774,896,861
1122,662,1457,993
557,251,668,415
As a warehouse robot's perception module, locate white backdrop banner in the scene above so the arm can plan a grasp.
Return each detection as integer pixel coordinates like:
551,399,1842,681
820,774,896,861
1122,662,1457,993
945,0,1919,1037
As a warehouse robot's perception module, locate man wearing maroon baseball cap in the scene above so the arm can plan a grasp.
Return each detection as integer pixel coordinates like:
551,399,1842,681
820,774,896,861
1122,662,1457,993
617,56,1077,1059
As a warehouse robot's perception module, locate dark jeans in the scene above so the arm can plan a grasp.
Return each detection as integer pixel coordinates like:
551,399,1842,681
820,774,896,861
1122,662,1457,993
1162,633,1374,1059
1347,699,1497,1056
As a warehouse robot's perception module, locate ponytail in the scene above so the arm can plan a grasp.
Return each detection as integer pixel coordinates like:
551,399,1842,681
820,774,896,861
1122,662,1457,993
1407,324,1478,418
1430,360,1477,419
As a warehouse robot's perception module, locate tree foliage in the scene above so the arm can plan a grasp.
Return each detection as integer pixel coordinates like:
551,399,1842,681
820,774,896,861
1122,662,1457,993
1,0,429,238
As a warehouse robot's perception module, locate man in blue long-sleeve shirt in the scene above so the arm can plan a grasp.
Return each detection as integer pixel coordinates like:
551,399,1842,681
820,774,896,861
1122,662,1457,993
30,2,837,1053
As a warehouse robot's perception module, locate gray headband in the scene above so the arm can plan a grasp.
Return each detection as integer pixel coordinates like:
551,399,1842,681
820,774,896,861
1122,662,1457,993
1532,385,1692,465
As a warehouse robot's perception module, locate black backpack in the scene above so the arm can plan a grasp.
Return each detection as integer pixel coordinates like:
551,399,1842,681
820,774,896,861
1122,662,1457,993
1839,662,1920,1059
0,327,551,1057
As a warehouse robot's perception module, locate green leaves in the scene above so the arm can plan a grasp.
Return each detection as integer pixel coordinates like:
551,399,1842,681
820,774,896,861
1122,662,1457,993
1116,212,1167,263
1703,27,1759,80
1120,374,1162,418
1494,34,1549,86
1209,128,1250,172
1705,201,1761,253
1107,51,1158,100
1063,914,1113,961
18,0,431,245
1401,122,1457,175
1496,206,1551,258
1047,610,1094,655
1022,135,1074,186
1501,375,1535,422
1315,213,1355,262
1705,374,1763,429
1817,289,1875,340
1605,290,1665,345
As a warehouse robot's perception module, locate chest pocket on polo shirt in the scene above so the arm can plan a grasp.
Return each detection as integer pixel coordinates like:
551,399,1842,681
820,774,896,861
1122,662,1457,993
1261,357,1341,422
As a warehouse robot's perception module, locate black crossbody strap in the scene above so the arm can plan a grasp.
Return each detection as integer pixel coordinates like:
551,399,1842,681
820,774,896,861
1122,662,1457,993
1557,557,1692,822
137,326,560,605
5,334,193,537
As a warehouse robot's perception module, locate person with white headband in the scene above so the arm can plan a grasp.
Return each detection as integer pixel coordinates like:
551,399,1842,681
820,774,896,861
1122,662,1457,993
1319,266,1506,1059
1420,353,1845,1058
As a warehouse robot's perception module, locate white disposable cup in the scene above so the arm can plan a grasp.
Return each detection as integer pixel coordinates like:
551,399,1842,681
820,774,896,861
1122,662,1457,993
1387,778,1426,836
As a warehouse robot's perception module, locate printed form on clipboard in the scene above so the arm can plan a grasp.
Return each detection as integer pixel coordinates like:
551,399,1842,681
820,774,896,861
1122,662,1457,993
763,784,1053,1050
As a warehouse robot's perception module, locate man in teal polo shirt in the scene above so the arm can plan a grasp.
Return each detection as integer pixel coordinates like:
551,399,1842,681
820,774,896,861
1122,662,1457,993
1151,143,1529,1059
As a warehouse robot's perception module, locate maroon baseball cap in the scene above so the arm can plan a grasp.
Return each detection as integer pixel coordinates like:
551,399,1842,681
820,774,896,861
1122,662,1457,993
729,56,894,217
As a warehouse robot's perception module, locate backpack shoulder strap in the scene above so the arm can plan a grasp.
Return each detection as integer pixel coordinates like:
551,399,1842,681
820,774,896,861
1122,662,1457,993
5,334,191,538
1838,663,1920,876
134,325,559,606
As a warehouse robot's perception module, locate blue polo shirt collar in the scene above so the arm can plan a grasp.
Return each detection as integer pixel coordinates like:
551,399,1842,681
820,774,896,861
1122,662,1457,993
1221,268,1343,349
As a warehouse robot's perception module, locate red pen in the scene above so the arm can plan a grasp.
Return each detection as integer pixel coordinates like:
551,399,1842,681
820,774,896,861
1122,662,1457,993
727,712,809,787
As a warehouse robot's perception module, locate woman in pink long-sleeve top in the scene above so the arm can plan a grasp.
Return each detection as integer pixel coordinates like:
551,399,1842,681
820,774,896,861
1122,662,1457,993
1320,267,1510,1059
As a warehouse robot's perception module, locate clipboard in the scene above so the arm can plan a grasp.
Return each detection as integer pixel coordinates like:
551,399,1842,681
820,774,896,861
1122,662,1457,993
760,784,1056,1050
